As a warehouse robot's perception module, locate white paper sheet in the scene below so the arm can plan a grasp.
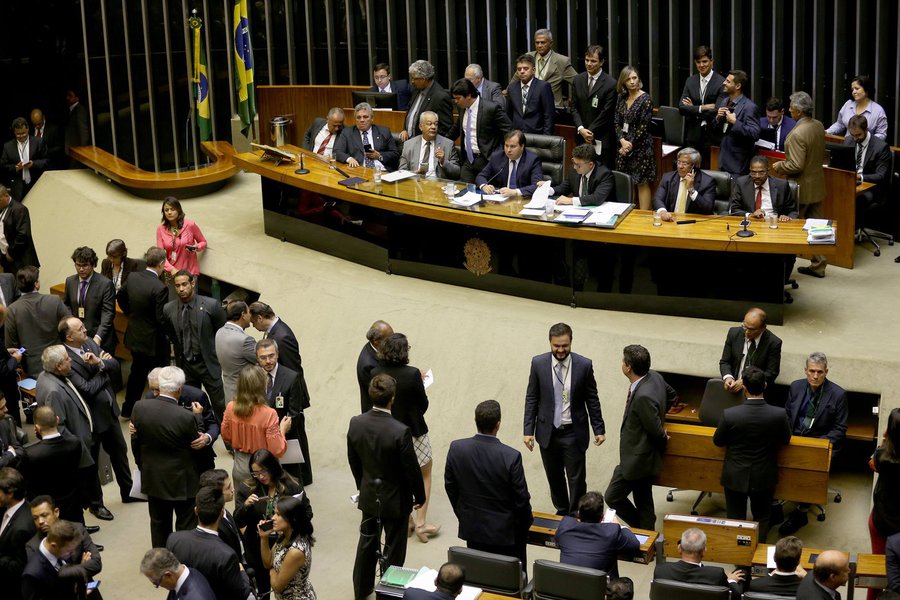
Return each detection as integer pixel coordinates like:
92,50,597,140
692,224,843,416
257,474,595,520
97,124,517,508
380,169,417,182
519,208,546,216
407,567,483,600
423,369,434,389
482,194,507,202
755,139,776,150
594,201,633,215
450,192,482,207
525,182,552,208
803,218,831,230
281,439,306,464
130,469,149,500
766,545,777,568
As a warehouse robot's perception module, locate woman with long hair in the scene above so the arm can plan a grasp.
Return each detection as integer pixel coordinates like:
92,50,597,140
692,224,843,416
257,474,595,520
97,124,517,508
259,495,316,599
868,408,900,600
614,65,655,210
155,196,207,277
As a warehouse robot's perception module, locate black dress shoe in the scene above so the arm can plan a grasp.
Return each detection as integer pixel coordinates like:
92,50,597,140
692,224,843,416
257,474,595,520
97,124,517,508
85,525,101,534
797,266,825,278
89,506,115,521
121,496,148,504
778,509,809,535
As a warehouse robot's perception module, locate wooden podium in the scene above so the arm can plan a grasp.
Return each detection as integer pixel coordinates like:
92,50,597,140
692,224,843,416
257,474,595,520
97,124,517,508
663,514,758,565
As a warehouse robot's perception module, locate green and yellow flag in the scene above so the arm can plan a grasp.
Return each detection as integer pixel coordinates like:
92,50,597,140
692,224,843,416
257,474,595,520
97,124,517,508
233,0,256,136
190,14,211,141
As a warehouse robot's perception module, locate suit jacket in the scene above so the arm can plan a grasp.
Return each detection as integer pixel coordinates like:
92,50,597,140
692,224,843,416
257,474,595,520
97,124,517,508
747,572,804,595
444,434,532,546
569,70,617,159
131,395,201,501
168,567,217,600
729,174,798,218
25,523,103,581
714,94,760,175
619,370,675,480
479,79,505,106
555,517,640,578
886,531,900,593
302,117,328,153
217,510,243,561
475,148,544,197
796,574,838,599
506,77,556,135
719,327,782,387
1,136,49,200
0,273,19,307
117,268,168,357
63,273,117,355
347,409,425,518
653,559,733,589
523,352,605,451
714,397,792,492
652,169,716,214
267,364,307,436
679,72,726,146
214,322,257,404
785,378,848,447
371,363,429,437
266,318,311,410
356,342,379,413
367,78,413,110
759,115,797,151
404,81,455,138
522,50,578,105
848,134,892,202
100,256,145,290
333,124,399,172
159,385,219,475
66,338,121,433
554,162,615,205
447,98,512,163
166,528,254,600
2,199,41,271
0,415,23,470
21,546,87,600
33,123,64,169
34,372,93,468
0,500,36,600
5,293,70,376
21,434,85,521
163,294,226,379
774,117,827,206
399,134,461,180
65,103,91,152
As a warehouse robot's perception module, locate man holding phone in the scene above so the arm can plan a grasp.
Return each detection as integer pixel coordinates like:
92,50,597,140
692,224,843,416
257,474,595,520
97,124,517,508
652,147,716,221
333,102,399,171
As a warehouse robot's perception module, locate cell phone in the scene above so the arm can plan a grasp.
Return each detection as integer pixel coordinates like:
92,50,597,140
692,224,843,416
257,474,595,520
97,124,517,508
259,520,275,532
363,143,373,152
18,347,25,354
186,245,197,252
86,581,100,590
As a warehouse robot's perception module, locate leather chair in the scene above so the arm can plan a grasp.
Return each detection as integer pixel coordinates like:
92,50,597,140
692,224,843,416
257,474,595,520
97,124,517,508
530,559,607,600
658,105,686,146
446,546,526,597
650,579,731,600
612,170,634,205
524,133,566,187
856,150,895,256
702,169,733,214
742,592,797,599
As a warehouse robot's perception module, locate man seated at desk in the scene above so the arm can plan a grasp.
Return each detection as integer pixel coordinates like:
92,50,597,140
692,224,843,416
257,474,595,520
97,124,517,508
554,491,639,578
301,107,344,159
653,147,716,221
398,111,460,180
795,550,850,599
845,114,892,227
748,535,806,595
653,527,744,595
548,144,615,206
729,155,797,221
333,102,399,172
368,62,412,110
476,129,544,198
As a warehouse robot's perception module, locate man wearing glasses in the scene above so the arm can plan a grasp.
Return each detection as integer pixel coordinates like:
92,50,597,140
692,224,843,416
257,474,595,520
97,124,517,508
719,307,783,393
367,63,412,111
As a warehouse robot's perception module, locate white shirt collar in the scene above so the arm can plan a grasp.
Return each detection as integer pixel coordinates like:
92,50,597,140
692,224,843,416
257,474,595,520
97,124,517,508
629,374,646,394
175,566,191,593
197,526,219,536
39,538,61,568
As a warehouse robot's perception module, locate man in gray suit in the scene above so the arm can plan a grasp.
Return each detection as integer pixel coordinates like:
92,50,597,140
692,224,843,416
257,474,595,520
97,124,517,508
465,64,504,106
5,266,71,377
398,111,461,179
214,301,257,405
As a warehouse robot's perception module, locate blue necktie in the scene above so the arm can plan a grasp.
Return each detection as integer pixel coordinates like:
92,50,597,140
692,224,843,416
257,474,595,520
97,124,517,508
509,160,518,189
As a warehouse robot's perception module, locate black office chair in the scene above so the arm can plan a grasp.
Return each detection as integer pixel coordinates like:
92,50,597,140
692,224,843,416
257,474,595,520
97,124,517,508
856,150,895,256
446,546,526,597
783,180,800,302
530,559,607,600
742,592,797,599
702,169,733,215
524,133,566,187
657,105,686,146
650,579,731,600
612,170,634,205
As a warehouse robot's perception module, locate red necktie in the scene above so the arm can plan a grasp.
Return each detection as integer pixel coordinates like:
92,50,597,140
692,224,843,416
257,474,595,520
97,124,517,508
316,132,333,155
755,185,762,211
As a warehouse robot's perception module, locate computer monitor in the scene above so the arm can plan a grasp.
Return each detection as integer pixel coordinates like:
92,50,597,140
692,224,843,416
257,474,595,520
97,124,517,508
351,91,398,110
825,142,856,172
758,127,777,145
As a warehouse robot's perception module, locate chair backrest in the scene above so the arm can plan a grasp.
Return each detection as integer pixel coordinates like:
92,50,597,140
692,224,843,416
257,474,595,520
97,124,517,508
650,579,731,600
702,169,734,214
698,378,744,426
786,179,799,208
446,546,525,597
742,592,797,600
612,170,634,205
531,559,607,600
658,106,686,146
524,133,566,187
392,132,403,148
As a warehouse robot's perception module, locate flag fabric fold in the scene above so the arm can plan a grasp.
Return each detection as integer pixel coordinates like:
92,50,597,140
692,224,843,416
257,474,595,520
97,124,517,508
233,0,256,136
190,14,211,141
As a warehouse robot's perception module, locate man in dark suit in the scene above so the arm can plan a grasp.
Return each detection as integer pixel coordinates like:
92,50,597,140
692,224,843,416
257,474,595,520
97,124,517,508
60,317,133,514
65,89,91,167
714,70,760,176
846,113,893,227
780,352,848,536
369,63,413,111
131,366,202,547
795,550,850,599
248,301,312,417
30,109,64,170
465,64,504,106
356,320,392,413
719,307,782,393
523,323,605,516
0,275,20,390
20,518,86,600
333,102,399,171
653,527,744,593
887,532,900,593
140,548,216,600
679,46,725,166
166,486,254,600
713,366,792,541
117,247,169,418
197,469,242,560
445,399,532,566
760,97,797,152
569,45,617,168
476,130,544,198
257,338,312,485
0,467,36,600
301,107,345,158
25,496,102,590
0,320,23,428
0,395,23,469
1,117,49,201
401,60,454,140
748,535,806,595
506,54,555,135
403,563,466,600
729,155,798,219
605,345,675,530
63,246,117,356
653,147,716,220
163,270,226,421
347,373,425,600
552,144,615,206
448,78,512,183
517,28,579,106
0,186,41,274
21,405,85,524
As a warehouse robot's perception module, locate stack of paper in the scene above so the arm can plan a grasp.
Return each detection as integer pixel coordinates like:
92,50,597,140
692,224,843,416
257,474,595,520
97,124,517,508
554,207,592,224
807,226,835,245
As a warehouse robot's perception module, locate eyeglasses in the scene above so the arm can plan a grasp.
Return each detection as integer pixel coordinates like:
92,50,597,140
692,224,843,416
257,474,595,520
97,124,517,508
250,469,269,479
150,575,164,588
373,74,389,81
675,160,694,167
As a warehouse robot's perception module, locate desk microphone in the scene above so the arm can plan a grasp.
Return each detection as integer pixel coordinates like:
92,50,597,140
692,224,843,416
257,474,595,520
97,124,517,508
478,165,507,191
294,153,310,175
676,213,731,225
736,212,755,237
331,165,352,179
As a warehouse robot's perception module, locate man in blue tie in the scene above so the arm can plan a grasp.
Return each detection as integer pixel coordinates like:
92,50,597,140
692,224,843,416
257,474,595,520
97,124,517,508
448,78,511,183
475,130,544,198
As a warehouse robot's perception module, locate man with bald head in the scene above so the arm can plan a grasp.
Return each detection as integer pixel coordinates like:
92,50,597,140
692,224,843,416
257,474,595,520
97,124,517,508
719,307,782,393
796,549,849,599
403,562,466,599
356,320,393,413
465,64,504,106
30,108,63,169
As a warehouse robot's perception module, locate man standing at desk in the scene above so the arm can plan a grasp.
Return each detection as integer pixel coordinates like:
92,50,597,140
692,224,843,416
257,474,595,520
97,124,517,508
679,46,724,167
569,45,617,168
760,98,797,152
713,366,792,542
448,78,512,184
714,70,760,176
524,323,605,516
719,307,782,393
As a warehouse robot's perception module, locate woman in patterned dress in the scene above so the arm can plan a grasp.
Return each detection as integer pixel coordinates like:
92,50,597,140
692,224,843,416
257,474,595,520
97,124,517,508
259,494,316,600
615,65,656,210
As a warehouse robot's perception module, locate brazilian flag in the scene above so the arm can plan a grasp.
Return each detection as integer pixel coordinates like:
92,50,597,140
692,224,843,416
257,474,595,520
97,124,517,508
233,0,256,136
190,14,211,141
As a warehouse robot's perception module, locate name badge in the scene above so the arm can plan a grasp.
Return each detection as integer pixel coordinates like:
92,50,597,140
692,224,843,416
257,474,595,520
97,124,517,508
275,395,284,409
622,123,630,133
170,251,177,262
78,307,85,319
591,97,599,108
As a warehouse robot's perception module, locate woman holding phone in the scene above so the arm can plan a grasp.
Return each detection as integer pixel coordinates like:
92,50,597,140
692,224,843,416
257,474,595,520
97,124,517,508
258,495,316,600
155,196,207,277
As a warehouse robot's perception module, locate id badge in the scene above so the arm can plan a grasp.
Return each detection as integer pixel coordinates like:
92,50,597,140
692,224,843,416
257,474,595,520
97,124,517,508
170,251,177,262
275,395,285,409
622,122,629,133
78,307,85,318
591,97,599,108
